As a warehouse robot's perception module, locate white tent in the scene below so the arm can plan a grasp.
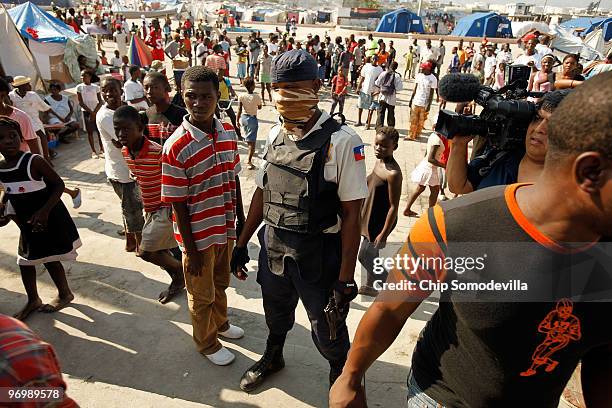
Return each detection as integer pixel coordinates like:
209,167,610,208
549,24,603,61
264,10,286,23
584,28,609,57
0,4,44,90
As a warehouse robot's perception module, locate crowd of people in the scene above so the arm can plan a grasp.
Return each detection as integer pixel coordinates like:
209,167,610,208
0,5,612,407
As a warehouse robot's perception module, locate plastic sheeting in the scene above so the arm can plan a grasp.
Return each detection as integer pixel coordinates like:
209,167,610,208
0,4,43,90
549,24,603,61
8,1,79,43
63,35,101,83
511,21,550,39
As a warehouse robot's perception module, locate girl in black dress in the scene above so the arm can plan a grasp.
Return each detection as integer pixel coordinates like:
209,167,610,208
0,117,80,321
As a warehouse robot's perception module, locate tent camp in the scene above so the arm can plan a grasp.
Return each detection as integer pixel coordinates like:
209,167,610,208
550,24,603,61
8,2,98,84
0,4,43,89
1,0,73,7
451,12,512,38
560,17,606,37
376,9,424,34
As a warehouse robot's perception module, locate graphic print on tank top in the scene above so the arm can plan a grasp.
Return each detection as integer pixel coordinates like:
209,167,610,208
520,298,582,377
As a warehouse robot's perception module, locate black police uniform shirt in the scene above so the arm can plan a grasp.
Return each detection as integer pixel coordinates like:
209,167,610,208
392,184,612,408
255,111,369,233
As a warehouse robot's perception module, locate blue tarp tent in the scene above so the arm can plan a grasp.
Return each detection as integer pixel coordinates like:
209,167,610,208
376,9,424,34
560,17,606,37
1,0,73,7
8,1,79,43
451,12,512,38
591,18,612,41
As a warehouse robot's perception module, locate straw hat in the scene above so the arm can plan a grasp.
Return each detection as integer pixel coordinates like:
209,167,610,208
11,76,31,87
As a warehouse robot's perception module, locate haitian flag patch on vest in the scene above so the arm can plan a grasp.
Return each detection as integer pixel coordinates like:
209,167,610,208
353,145,365,161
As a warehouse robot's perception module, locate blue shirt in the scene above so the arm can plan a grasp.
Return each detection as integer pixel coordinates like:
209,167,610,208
467,149,523,190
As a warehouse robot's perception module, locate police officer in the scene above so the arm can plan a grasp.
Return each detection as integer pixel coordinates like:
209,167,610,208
231,49,368,392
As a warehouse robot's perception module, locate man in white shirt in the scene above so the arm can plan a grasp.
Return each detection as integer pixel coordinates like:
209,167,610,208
496,43,513,65
419,39,439,65
535,35,553,57
9,76,53,160
471,45,486,75
356,56,383,128
96,77,144,252
484,47,497,86
408,62,438,141
514,38,542,70
267,35,279,56
123,66,149,111
374,61,403,128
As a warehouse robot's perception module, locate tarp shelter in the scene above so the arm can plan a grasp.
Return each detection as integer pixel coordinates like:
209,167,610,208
560,17,606,37
8,2,98,83
375,9,424,34
549,24,603,61
592,18,612,41
0,4,44,90
317,11,332,23
1,0,73,7
451,12,512,38
511,21,550,39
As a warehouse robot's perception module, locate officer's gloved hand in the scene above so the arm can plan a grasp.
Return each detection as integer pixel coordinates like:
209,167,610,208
333,280,358,308
230,246,250,280
236,218,245,240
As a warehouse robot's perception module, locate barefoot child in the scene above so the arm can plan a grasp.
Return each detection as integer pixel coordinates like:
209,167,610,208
257,46,273,103
358,126,402,296
77,70,104,158
403,131,448,217
330,68,348,115
237,77,262,169
113,105,185,303
0,117,79,321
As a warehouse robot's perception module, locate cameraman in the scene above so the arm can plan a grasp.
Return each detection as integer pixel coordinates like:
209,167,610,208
447,90,569,194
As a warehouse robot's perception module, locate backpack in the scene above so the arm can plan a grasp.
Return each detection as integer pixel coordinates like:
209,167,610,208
380,71,397,96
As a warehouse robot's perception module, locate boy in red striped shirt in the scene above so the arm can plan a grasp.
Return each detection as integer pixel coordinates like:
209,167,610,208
113,105,185,304
161,66,246,366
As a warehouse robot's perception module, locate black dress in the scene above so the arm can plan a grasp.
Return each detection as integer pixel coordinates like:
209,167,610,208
0,152,81,265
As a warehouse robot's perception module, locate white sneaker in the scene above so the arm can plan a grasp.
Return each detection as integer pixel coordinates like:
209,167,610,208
219,324,244,339
205,347,235,366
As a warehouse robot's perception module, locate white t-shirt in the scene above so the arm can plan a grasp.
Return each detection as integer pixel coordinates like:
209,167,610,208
536,44,553,57
44,95,74,124
267,42,278,55
95,104,132,183
76,83,100,111
484,56,497,78
360,63,384,95
123,79,147,110
9,90,50,132
413,73,437,107
196,43,208,65
255,111,368,232
419,46,438,63
514,53,542,70
496,50,513,65
426,132,444,163
110,57,122,67
114,32,128,57
374,70,403,106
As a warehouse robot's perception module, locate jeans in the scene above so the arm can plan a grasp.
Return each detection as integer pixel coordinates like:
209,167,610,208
358,238,387,288
407,369,446,408
318,65,326,80
376,100,396,128
330,94,346,115
249,63,257,78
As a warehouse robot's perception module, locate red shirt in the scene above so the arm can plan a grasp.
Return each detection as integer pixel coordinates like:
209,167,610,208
146,30,165,61
0,315,77,408
122,138,167,213
331,75,348,95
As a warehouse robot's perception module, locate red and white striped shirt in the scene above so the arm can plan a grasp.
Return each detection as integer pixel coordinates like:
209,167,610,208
121,138,167,213
161,118,241,251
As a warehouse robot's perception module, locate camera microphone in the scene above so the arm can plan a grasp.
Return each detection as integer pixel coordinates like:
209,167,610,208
439,73,483,103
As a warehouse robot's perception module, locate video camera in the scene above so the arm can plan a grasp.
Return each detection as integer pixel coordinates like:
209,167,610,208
435,65,544,150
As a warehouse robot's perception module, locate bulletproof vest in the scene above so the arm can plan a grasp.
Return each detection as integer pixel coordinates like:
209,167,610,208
262,118,343,277
262,118,341,234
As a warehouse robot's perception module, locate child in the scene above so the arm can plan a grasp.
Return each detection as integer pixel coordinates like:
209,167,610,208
110,50,122,68
113,105,185,303
448,46,460,73
330,68,348,116
403,131,448,217
407,62,437,141
357,127,402,297
494,61,506,90
142,71,187,146
120,55,130,82
161,66,245,366
472,60,484,84
100,50,109,66
217,68,241,139
236,46,248,85
257,46,273,103
237,77,262,170
124,66,149,111
403,46,414,80
76,69,104,158
0,117,79,321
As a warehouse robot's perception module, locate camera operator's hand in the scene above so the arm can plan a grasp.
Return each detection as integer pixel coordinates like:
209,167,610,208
451,134,475,147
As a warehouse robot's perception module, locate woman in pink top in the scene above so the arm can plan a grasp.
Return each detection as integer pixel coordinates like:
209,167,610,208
529,54,555,93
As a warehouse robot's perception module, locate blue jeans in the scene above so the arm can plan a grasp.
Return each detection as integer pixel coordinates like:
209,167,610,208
318,66,325,80
407,369,446,408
